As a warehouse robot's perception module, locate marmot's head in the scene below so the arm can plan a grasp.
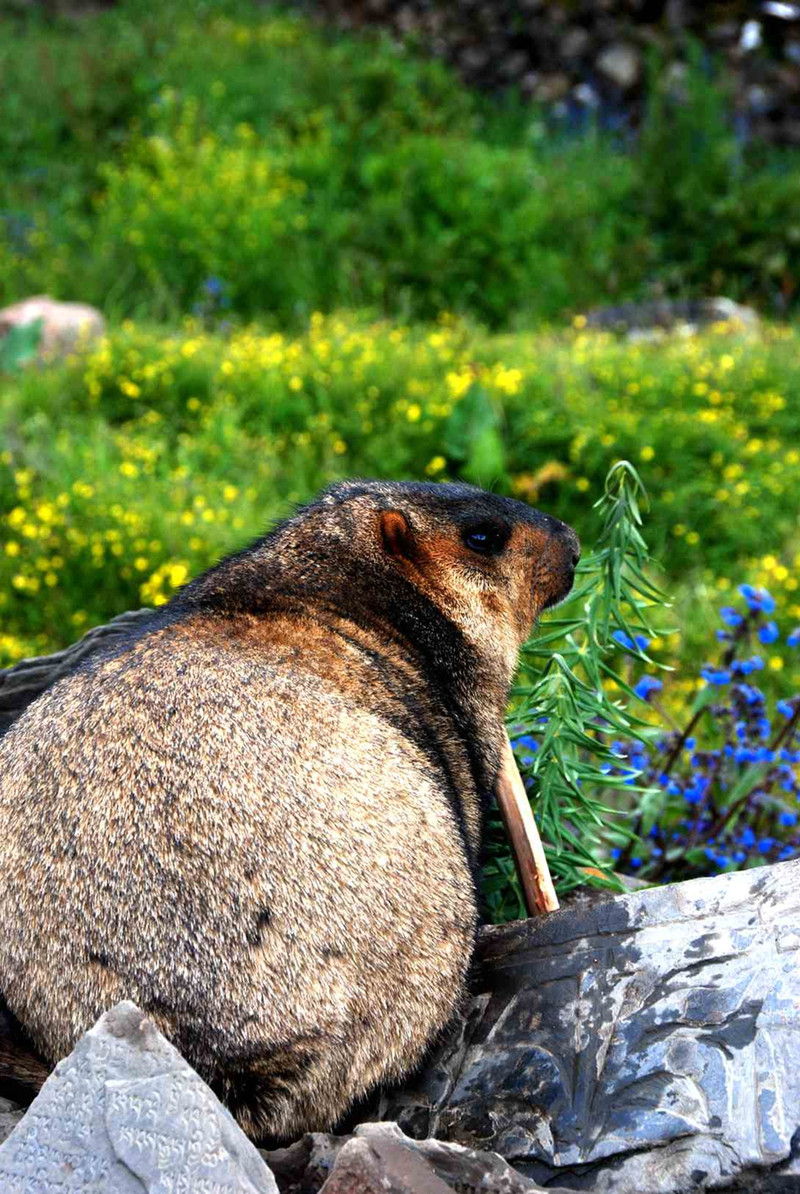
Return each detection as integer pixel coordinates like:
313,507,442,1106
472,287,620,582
181,478,579,686
314,479,579,674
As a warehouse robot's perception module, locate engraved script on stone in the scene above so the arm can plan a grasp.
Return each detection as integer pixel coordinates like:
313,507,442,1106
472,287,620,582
0,1002,278,1193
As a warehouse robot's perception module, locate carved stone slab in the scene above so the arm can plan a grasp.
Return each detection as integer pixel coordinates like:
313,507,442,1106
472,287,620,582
374,859,800,1193
0,1002,278,1193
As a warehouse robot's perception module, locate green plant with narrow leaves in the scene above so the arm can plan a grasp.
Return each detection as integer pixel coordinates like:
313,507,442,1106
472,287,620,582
482,461,672,921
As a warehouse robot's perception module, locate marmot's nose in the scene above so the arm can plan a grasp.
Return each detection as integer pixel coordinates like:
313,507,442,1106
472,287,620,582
565,527,581,569
544,516,580,568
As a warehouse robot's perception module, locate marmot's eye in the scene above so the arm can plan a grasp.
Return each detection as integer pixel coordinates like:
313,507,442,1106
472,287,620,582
462,523,509,555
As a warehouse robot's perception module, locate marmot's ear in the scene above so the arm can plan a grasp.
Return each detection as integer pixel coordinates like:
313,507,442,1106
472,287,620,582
379,510,413,561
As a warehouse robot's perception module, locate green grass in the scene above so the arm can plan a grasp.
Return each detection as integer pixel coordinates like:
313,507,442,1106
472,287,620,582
1,314,799,695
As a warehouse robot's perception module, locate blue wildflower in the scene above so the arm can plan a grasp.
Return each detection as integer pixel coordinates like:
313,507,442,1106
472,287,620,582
788,629,800,648
514,735,538,766
779,846,795,861
758,837,775,853
739,584,776,614
779,811,797,828
733,850,747,864
634,675,663,701
630,857,642,869
701,665,731,685
612,631,649,653
720,607,743,627
740,827,756,848
777,699,796,718
758,621,780,645
204,276,224,297
684,775,709,805
736,656,764,676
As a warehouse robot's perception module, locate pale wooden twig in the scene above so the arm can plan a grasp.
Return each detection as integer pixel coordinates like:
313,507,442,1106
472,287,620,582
495,731,559,916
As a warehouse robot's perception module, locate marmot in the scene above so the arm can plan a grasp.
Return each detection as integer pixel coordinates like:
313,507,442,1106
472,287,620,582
0,479,578,1141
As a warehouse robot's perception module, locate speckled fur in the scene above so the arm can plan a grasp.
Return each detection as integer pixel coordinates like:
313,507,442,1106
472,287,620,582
0,480,577,1141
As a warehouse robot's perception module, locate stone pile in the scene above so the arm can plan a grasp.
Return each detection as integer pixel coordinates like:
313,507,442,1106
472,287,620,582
0,858,798,1192
291,0,800,145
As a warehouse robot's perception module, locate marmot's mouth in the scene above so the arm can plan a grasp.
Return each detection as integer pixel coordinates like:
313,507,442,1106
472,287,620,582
539,525,580,611
541,570,577,612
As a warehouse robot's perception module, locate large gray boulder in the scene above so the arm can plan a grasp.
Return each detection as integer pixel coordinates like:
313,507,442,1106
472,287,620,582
373,858,800,1193
0,1002,278,1193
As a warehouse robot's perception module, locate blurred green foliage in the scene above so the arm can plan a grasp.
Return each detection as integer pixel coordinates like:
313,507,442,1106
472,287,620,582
4,1,800,324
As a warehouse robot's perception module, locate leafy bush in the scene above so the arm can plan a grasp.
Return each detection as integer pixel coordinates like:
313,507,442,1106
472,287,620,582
486,464,800,919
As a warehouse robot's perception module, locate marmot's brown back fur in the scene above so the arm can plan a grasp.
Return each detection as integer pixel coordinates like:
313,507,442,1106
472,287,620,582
0,480,578,1141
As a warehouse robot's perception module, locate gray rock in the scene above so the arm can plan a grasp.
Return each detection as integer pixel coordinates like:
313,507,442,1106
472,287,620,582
0,295,105,363
596,43,641,89
0,1097,25,1146
0,1002,278,1193
583,296,760,334
373,860,800,1193
263,1122,576,1193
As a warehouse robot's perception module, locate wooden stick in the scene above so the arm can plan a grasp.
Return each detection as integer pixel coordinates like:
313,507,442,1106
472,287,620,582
495,731,559,916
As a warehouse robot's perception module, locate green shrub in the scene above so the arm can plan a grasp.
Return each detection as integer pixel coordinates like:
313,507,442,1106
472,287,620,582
8,0,800,327
637,41,800,307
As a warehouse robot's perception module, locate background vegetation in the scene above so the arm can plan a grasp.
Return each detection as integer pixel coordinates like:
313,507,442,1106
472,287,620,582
3,0,800,898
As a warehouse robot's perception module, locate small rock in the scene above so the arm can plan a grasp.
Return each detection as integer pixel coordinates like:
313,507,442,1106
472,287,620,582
0,295,104,363
0,1002,279,1193
0,1098,24,1147
596,42,642,89
573,81,600,108
740,19,763,52
533,73,571,103
747,83,778,114
264,1122,572,1193
321,1133,453,1193
499,51,530,80
560,26,591,59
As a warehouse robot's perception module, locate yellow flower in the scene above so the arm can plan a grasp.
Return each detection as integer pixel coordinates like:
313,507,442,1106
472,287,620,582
4,542,20,557
425,455,447,476
640,446,655,462
406,404,422,423
119,461,139,479
169,563,189,588
289,376,303,392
